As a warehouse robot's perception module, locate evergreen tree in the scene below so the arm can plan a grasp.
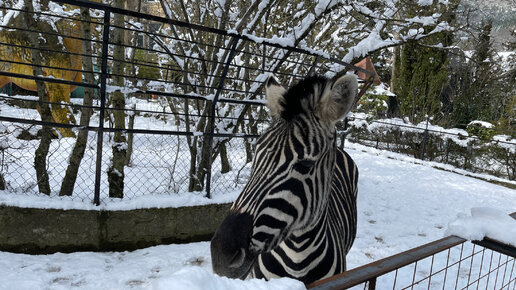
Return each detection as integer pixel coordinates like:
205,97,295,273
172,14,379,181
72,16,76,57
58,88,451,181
449,19,509,127
445,49,473,127
392,0,458,124
471,20,495,121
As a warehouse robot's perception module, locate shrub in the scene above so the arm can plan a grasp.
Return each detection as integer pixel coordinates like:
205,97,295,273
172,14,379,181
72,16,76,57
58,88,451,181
466,121,495,140
345,117,515,180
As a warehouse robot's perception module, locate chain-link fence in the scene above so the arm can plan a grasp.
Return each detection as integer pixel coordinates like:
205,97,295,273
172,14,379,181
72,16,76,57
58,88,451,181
0,0,374,205
340,116,516,182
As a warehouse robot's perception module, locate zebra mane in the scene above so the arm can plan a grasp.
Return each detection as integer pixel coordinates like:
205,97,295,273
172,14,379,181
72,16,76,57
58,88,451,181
280,75,329,121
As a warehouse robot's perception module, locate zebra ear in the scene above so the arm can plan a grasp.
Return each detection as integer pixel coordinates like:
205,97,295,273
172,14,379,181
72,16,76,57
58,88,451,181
318,74,358,124
265,74,286,118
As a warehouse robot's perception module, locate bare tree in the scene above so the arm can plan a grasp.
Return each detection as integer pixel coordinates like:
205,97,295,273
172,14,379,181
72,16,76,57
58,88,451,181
107,0,127,198
59,6,97,196
153,0,458,193
21,0,53,195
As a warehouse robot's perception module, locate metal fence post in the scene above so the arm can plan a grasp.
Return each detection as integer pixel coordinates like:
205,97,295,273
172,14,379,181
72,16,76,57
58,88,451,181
204,37,239,198
420,116,429,160
367,277,377,290
93,9,111,206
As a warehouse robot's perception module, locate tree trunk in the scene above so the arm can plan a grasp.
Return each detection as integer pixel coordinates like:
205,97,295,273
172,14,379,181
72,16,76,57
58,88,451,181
187,142,199,192
125,104,135,166
0,173,5,190
388,42,401,118
128,0,142,88
108,0,127,198
59,7,96,196
21,0,52,195
193,102,212,192
183,98,201,192
0,149,6,190
219,141,230,174
244,108,258,163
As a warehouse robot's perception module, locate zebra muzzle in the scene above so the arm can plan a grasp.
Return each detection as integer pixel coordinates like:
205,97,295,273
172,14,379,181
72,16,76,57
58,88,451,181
228,248,246,268
211,212,256,279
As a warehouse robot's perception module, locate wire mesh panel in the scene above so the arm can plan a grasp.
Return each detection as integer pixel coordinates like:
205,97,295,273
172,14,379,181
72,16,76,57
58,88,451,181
372,243,515,290
0,119,99,202
309,235,516,290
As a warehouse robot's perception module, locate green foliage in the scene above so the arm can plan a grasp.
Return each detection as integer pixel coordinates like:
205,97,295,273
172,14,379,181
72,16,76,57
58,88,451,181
394,39,450,123
466,122,495,140
134,49,161,80
445,51,474,127
496,95,516,138
357,93,389,118
391,0,460,124
470,20,497,121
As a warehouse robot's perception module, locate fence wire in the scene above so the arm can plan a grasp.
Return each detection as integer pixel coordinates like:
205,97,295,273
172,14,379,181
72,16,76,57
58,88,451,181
342,116,516,181
309,229,516,290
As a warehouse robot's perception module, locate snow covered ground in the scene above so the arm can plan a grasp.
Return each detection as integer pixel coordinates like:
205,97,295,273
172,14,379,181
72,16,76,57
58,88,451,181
1,142,515,289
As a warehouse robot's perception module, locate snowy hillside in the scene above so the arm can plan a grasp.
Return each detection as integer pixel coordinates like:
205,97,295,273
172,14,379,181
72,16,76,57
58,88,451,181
1,142,515,289
461,0,516,27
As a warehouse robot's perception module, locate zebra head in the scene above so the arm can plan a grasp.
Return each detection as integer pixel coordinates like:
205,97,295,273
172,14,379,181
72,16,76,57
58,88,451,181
211,73,358,279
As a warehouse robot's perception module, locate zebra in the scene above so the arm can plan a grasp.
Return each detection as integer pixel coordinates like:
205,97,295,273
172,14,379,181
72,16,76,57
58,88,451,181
210,73,359,284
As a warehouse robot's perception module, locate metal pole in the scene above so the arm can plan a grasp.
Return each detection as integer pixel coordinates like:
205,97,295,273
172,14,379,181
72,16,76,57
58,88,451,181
367,277,377,290
420,116,429,160
204,38,239,198
94,9,111,206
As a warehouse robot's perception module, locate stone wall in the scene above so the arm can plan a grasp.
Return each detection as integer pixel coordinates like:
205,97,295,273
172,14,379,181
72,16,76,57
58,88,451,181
0,203,231,254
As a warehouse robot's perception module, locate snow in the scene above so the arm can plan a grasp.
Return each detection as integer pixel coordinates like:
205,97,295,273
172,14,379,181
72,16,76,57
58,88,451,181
406,15,440,26
105,85,139,94
368,83,395,96
1,141,515,289
0,188,240,211
446,207,516,247
154,267,305,290
239,33,295,48
417,0,434,6
0,242,304,290
468,120,494,128
342,21,396,63
0,0,22,28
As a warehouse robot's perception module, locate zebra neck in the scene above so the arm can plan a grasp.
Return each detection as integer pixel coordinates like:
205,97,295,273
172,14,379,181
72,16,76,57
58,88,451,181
292,144,336,239
289,205,329,249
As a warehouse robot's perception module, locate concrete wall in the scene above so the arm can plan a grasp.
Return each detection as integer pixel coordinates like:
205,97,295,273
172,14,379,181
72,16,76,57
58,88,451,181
0,203,231,254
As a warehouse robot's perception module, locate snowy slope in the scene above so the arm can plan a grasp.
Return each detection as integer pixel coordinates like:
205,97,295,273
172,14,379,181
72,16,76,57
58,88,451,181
0,143,515,289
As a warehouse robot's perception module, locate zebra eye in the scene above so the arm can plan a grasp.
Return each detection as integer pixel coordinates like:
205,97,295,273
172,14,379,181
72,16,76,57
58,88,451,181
293,159,315,174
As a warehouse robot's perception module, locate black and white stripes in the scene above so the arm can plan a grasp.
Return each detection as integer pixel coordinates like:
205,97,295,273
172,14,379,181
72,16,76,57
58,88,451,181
211,74,359,284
